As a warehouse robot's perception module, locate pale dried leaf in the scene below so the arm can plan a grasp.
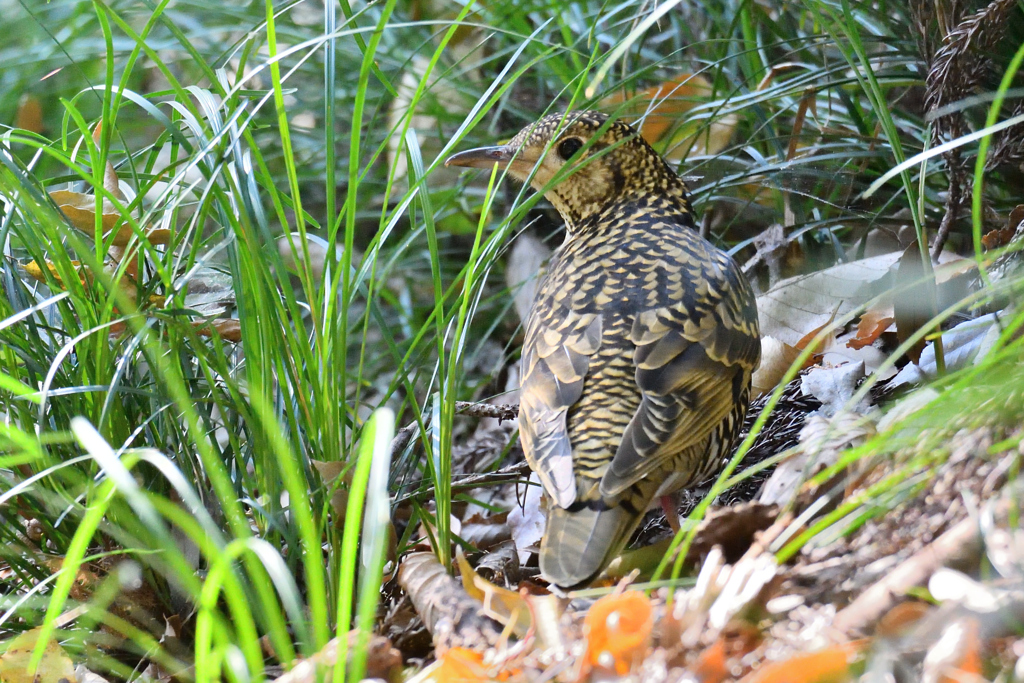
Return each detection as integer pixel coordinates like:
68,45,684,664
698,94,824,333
0,627,78,683
506,234,550,326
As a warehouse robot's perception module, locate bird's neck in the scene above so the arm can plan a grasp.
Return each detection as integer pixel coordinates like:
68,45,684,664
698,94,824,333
565,182,696,237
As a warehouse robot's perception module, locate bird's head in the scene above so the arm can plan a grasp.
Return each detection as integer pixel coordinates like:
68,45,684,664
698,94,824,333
445,111,691,232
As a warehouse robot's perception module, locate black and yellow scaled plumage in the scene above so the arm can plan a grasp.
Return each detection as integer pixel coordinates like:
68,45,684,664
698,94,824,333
446,111,761,589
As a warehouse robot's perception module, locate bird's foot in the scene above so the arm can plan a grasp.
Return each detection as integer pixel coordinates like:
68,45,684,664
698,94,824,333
659,495,681,533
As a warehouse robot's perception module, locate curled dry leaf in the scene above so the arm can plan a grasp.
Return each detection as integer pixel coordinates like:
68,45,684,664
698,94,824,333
456,550,532,637
22,260,166,308
738,641,863,683
193,318,241,342
982,204,1024,250
875,601,932,638
756,252,902,347
15,94,44,134
421,647,518,683
310,459,349,530
49,190,122,239
48,190,169,248
751,336,801,398
582,591,653,676
847,308,895,350
602,72,737,160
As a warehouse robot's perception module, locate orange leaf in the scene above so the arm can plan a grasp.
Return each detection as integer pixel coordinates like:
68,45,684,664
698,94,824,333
694,640,729,683
740,642,863,683
427,648,488,683
427,648,518,683
847,309,895,350
876,601,930,638
602,73,736,158
583,590,653,675
456,550,532,636
195,318,241,342
49,189,123,238
15,94,44,134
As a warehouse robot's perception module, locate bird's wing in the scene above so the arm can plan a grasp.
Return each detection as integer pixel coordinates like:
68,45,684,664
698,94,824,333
600,249,760,498
519,310,604,509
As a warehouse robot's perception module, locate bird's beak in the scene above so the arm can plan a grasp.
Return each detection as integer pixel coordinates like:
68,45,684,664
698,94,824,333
444,145,515,169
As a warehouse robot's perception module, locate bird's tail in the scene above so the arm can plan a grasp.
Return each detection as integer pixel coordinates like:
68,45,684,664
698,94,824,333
540,503,643,589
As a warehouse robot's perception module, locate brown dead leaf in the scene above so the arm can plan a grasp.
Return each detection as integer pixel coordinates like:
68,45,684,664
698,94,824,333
875,601,931,638
738,641,864,683
795,306,838,357
423,647,518,683
603,73,736,160
311,459,350,529
757,250,962,351
49,189,122,237
0,627,78,683
981,204,1024,250
456,550,531,637
751,336,801,397
194,318,241,342
694,625,763,683
757,252,901,347
15,94,43,134
22,260,165,308
847,308,895,350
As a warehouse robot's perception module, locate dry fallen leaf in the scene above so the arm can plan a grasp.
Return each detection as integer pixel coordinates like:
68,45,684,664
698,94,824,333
15,94,44,134
847,308,895,350
751,336,801,397
456,550,531,637
738,641,863,683
22,260,165,309
49,191,168,248
756,252,901,346
193,318,241,342
0,627,78,683
49,189,123,237
421,647,518,683
603,72,737,160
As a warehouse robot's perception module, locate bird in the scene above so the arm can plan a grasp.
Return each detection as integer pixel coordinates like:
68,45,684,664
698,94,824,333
445,111,761,589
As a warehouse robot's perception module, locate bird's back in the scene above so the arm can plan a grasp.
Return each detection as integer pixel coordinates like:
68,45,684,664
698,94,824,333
520,198,760,587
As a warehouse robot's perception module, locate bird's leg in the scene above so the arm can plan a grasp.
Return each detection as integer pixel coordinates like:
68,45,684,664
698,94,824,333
660,494,682,533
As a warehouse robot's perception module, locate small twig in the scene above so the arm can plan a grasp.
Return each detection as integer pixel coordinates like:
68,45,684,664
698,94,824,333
931,167,963,260
389,401,527,505
398,550,505,651
454,401,519,422
388,401,520,461
832,511,983,635
395,462,532,506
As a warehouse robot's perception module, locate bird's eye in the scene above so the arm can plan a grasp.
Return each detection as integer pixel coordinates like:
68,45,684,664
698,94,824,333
557,137,584,161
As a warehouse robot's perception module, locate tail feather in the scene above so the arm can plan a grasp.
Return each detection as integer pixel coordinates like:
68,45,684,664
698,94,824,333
540,504,643,589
